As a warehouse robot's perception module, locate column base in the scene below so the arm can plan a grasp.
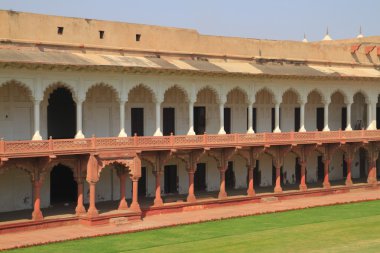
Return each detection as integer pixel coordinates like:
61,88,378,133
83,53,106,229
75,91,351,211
118,130,127,137
118,199,129,210
153,197,164,207
130,203,141,212
367,177,378,185
32,210,43,221
75,131,85,139
87,207,99,218
247,128,255,134
247,188,255,197
187,194,197,203
218,128,226,135
218,191,227,199
273,128,281,133
298,126,306,132
323,181,331,189
75,205,87,216
322,126,330,132
153,129,163,136
32,131,42,140
274,186,283,193
345,126,352,131
299,184,307,191
345,178,353,187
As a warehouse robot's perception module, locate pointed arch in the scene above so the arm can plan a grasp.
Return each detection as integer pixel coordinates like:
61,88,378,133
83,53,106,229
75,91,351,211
196,86,220,104
330,89,348,103
306,89,324,104
163,85,189,103
43,82,77,102
226,87,248,104
128,83,156,103
281,88,301,104
255,87,276,104
0,80,34,100
85,83,120,101
163,84,189,102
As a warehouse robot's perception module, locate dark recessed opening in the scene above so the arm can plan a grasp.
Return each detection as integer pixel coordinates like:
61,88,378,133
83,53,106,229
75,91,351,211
136,34,141,42
99,30,105,39
57,26,64,35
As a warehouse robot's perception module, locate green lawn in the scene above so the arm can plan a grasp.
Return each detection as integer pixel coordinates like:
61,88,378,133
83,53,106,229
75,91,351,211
8,200,380,253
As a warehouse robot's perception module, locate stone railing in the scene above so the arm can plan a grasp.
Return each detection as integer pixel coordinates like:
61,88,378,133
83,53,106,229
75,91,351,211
1,129,380,158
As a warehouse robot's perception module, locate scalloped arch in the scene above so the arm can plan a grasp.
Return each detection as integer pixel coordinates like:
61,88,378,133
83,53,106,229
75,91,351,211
85,82,120,101
128,83,157,102
163,84,190,101
196,85,220,103
43,82,77,102
330,89,348,102
226,86,249,103
254,87,276,103
306,88,326,102
0,80,34,100
281,88,301,102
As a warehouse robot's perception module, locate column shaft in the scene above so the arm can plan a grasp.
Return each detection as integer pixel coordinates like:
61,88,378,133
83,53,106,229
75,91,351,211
345,103,352,131
118,174,128,210
323,159,331,188
187,170,196,202
247,165,255,196
247,104,254,133
218,103,226,134
87,182,99,217
154,171,163,206
130,178,141,211
32,180,43,221
299,102,306,132
187,101,195,135
323,102,330,131
75,181,86,215
218,167,227,199
32,100,42,140
345,159,353,186
273,103,281,133
299,162,307,191
154,102,163,136
75,100,85,138
118,100,127,137
274,166,282,193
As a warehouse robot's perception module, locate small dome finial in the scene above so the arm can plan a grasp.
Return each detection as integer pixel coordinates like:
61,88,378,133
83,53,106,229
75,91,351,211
357,26,364,38
302,33,308,43
322,26,332,41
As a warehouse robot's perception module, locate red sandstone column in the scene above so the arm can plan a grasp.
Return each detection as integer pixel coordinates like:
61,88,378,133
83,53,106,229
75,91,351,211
323,159,331,189
153,171,163,207
367,160,377,185
87,182,99,217
187,170,196,202
299,161,307,191
218,167,227,199
75,179,86,215
247,165,255,196
274,166,282,193
345,159,353,187
130,178,141,212
32,180,43,221
118,174,128,210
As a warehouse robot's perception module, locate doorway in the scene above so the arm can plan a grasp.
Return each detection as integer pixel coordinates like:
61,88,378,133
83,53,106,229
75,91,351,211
194,163,206,192
50,164,77,204
164,165,178,194
294,107,300,132
342,107,347,130
253,160,261,187
138,167,146,197
317,156,324,182
131,108,144,136
194,107,206,135
224,107,231,134
47,88,76,139
163,108,175,136
316,108,324,131
225,162,235,190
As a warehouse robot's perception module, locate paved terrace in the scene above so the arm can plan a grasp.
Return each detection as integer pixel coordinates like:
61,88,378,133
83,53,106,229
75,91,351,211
0,187,379,251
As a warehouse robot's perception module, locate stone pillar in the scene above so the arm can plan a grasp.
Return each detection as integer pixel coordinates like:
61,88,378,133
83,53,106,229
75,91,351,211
118,100,127,137
87,182,99,217
345,158,353,186
118,173,128,210
153,171,163,207
130,177,141,212
187,169,196,202
32,180,43,221
273,103,281,133
274,165,282,193
247,104,255,134
153,101,163,136
323,100,330,131
246,164,255,196
218,167,227,199
299,101,306,132
75,178,86,215
323,159,331,189
299,161,307,191
218,102,226,134
345,102,353,131
187,100,196,135
367,100,377,130
75,99,85,139
32,99,42,140
367,159,378,185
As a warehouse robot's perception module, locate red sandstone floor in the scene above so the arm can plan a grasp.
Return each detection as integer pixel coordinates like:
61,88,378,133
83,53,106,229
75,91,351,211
0,187,379,251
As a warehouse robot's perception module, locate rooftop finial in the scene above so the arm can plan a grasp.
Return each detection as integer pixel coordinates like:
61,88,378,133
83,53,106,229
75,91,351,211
357,25,364,38
302,33,308,43
322,26,332,41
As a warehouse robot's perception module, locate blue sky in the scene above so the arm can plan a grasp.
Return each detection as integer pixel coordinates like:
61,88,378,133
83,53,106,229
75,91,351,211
0,0,378,41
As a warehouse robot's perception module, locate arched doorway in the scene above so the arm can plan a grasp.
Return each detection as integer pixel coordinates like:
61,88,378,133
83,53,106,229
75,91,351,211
50,164,77,204
48,87,76,139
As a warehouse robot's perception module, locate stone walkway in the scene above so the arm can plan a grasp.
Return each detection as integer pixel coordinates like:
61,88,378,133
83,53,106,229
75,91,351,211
1,188,379,251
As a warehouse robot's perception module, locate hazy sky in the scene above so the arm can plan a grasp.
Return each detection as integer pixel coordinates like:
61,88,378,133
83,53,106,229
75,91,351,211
0,0,379,42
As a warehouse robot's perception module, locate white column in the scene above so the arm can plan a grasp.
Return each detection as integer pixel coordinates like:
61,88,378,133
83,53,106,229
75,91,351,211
367,100,377,130
32,99,42,140
299,101,306,132
247,103,254,133
75,99,85,139
153,101,163,136
118,100,127,137
218,102,226,134
345,102,352,131
323,100,330,131
187,100,195,135
273,102,281,133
